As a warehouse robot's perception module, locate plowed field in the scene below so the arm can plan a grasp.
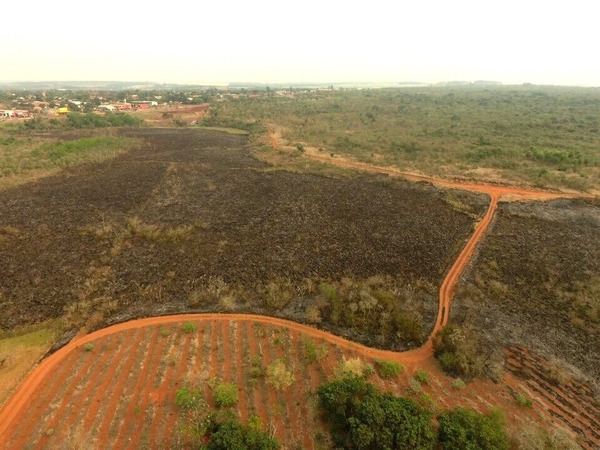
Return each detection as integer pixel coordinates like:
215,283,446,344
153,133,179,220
4,315,592,450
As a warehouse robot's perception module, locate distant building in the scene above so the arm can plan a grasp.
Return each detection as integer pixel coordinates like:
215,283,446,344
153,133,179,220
131,101,158,107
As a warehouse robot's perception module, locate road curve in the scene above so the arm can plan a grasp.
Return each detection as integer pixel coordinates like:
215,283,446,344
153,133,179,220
0,194,499,440
304,150,593,201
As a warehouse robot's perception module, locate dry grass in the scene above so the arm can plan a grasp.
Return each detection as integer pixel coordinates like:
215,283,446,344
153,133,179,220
336,357,374,378
266,359,295,391
511,423,582,450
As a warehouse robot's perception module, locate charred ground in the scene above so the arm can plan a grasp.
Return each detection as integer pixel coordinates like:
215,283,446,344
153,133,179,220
453,198,600,385
0,129,487,350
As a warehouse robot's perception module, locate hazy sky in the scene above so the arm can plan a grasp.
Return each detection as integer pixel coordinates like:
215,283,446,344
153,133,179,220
2,0,598,86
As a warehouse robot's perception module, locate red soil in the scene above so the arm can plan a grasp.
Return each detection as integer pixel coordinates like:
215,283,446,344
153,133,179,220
0,316,596,448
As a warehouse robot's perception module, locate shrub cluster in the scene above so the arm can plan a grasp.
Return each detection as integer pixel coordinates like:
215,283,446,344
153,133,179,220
318,376,436,449
318,376,508,450
317,280,426,347
374,359,404,379
174,387,279,449
207,417,279,450
433,324,485,379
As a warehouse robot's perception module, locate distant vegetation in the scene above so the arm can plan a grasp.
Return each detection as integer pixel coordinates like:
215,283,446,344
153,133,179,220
18,113,144,130
204,86,600,191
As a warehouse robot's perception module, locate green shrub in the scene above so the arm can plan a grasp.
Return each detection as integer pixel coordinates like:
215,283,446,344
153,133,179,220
175,386,203,410
303,339,327,363
182,322,198,333
207,417,280,450
414,369,429,384
438,407,508,450
408,377,423,394
303,340,318,362
451,378,466,390
0,137,16,146
160,328,170,337
214,382,239,407
375,359,404,379
82,343,94,352
249,356,264,380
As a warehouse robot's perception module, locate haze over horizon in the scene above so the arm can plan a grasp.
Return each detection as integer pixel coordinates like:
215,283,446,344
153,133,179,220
2,0,598,87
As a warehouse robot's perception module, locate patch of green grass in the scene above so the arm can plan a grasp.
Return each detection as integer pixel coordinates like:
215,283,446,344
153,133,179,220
513,391,533,408
0,135,139,179
182,322,198,334
375,359,404,379
0,319,62,343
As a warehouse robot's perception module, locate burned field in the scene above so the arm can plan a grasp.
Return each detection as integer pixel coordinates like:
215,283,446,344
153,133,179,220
0,129,486,350
453,198,600,385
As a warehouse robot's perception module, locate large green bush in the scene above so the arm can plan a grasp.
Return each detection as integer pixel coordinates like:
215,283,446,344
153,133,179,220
207,417,279,450
438,407,508,450
317,375,436,449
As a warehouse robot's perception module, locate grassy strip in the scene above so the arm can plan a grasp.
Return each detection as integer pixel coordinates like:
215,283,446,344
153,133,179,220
0,135,139,178
196,126,249,136
0,320,63,405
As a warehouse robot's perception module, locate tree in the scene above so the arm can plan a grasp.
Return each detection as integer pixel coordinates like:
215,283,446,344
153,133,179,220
317,375,436,449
